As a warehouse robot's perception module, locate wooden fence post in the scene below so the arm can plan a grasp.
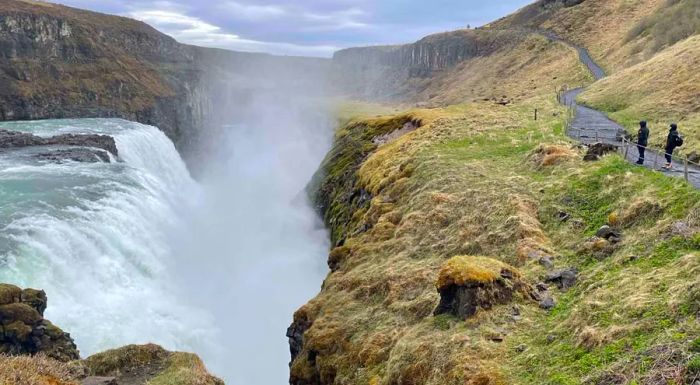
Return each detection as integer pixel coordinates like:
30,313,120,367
685,157,689,181
653,151,658,169
535,108,538,121
624,140,630,159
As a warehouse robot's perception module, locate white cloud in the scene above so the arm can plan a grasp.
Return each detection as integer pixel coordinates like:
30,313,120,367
221,1,286,21
129,9,337,57
300,8,368,31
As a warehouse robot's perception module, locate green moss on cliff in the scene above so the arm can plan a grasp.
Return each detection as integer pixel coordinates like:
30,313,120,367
294,89,700,384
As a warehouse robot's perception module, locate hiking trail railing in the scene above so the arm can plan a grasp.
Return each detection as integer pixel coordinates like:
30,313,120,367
617,138,700,182
556,89,698,183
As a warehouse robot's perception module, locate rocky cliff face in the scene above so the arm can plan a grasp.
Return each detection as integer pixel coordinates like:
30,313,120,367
0,283,79,362
332,29,526,102
0,0,330,170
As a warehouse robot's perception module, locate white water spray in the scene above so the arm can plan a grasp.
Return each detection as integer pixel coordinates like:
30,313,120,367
0,89,332,384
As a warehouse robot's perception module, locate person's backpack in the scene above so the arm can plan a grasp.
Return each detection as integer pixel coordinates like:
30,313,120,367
676,133,684,147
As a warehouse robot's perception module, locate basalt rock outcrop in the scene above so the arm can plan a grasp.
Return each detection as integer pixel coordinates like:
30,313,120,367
434,256,537,320
332,29,528,102
0,128,117,162
0,283,79,362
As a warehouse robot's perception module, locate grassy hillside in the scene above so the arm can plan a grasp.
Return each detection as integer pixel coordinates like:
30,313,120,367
490,0,667,72
579,34,700,157
294,35,700,382
408,33,592,106
332,28,592,106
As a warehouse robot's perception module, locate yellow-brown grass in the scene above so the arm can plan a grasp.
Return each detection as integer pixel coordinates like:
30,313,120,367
580,34,700,156
492,0,666,72
0,355,78,385
436,256,517,289
529,144,577,168
411,33,590,106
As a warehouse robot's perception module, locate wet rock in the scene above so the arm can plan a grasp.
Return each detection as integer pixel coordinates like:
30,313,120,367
0,284,78,362
545,268,578,290
688,151,700,164
434,256,536,320
583,143,618,161
540,296,556,310
536,282,549,292
287,308,313,364
0,129,118,158
36,148,111,163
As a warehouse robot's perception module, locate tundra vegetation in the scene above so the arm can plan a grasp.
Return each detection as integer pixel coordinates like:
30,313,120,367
293,1,700,381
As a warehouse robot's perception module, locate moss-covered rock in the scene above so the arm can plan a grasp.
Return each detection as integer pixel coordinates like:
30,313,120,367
84,344,223,385
0,285,78,362
0,283,22,305
434,256,536,320
310,114,417,246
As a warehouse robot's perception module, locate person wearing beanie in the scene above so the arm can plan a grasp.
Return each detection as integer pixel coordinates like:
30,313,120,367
636,121,649,165
663,123,683,170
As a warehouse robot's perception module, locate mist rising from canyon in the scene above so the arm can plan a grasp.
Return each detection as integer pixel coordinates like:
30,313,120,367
166,66,334,384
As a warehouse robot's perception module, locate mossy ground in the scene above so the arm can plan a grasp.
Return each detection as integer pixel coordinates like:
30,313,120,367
295,76,700,384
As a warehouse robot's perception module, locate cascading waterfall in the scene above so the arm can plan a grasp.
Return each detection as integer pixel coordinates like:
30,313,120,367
0,118,216,359
0,108,332,385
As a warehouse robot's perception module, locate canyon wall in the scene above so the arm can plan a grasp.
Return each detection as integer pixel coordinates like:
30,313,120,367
331,29,527,102
0,0,329,168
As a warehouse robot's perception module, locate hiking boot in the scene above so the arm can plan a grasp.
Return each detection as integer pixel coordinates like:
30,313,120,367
636,160,644,165
662,164,672,170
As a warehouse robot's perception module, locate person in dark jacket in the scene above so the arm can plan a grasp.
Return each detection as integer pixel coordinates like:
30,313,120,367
663,123,682,170
636,121,649,165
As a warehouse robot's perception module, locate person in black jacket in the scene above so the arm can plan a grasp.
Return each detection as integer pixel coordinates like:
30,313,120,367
663,123,683,170
636,121,649,165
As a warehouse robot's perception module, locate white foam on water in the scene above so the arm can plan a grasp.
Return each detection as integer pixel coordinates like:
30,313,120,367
0,119,216,355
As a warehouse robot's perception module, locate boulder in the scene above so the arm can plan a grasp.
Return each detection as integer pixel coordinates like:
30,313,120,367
539,296,556,310
583,143,618,161
596,225,622,242
434,256,536,320
545,268,578,290
0,284,79,362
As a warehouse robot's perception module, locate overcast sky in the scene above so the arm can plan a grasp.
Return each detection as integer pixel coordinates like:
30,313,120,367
52,0,533,57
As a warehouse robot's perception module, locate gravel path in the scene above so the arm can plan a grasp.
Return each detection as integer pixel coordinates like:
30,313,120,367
551,33,700,187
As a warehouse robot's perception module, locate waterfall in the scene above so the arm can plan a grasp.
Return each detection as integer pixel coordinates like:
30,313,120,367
0,118,216,358
0,109,332,385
